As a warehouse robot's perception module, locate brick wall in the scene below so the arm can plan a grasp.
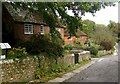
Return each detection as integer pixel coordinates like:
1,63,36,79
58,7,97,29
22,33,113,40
14,23,64,41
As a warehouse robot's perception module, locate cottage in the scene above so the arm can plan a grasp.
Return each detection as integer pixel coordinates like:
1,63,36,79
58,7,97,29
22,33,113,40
64,30,87,44
2,3,87,46
2,3,64,46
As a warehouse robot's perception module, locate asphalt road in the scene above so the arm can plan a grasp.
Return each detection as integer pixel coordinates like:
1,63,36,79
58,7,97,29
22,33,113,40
64,45,119,82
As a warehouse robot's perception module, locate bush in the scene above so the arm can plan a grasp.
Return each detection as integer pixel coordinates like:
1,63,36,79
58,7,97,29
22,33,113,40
91,43,104,50
34,56,69,79
64,44,73,51
7,47,28,59
99,41,114,50
85,46,98,55
20,34,64,58
74,40,82,46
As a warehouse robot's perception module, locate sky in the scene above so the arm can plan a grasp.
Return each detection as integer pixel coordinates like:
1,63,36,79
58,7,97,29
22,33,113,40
67,2,118,26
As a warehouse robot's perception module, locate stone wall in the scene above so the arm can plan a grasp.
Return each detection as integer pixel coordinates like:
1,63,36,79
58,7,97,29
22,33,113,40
1,51,91,82
98,50,112,56
64,51,91,65
1,57,37,82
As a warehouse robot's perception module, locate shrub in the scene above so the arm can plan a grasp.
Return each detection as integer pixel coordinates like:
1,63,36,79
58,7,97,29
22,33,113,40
20,34,64,58
64,44,73,51
85,46,98,55
91,43,104,50
34,56,69,79
74,40,82,46
7,47,28,59
73,40,83,50
99,40,114,50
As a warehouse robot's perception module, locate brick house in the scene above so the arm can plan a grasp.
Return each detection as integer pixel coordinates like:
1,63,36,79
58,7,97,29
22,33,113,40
2,3,64,46
64,30,87,44
2,3,87,46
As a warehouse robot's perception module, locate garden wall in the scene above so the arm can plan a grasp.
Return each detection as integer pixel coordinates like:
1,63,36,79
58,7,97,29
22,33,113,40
64,51,91,65
1,57,37,82
1,51,91,82
98,50,113,56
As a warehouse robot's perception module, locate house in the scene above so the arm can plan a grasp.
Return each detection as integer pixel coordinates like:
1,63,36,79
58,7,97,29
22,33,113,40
64,30,87,44
2,3,64,46
2,3,87,46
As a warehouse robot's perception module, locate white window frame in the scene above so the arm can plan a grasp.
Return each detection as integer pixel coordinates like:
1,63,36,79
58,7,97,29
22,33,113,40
40,25,44,34
24,23,33,34
68,36,72,40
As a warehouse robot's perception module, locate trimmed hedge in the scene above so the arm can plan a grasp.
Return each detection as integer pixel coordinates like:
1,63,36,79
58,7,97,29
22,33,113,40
85,46,98,55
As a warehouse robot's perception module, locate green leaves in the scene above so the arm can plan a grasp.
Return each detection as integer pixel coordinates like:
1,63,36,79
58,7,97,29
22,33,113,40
5,2,115,35
82,19,95,37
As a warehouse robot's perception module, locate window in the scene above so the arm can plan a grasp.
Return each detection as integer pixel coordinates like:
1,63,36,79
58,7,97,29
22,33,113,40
24,23,33,34
68,36,72,40
41,25,44,34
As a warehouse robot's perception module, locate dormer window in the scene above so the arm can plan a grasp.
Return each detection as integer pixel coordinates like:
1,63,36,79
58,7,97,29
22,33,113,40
41,25,44,34
24,23,33,34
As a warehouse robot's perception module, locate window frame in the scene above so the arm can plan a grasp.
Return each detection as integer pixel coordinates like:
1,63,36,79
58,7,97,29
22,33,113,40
68,36,72,40
40,25,44,34
24,23,33,34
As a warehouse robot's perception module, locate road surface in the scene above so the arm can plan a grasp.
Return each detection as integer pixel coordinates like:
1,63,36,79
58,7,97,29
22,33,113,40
64,44,119,82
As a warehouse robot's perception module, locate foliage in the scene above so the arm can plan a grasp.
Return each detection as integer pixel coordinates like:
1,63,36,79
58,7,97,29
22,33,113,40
64,44,73,51
20,33,64,58
4,2,115,35
7,47,28,59
34,56,70,79
99,40,114,50
107,20,118,37
73,40,84,50
90,24,116,50
85,46,98,55
82,19,95,37
74,40,82,46
90,42,104,50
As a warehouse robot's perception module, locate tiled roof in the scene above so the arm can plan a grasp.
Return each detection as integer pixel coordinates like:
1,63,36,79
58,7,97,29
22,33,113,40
3,3,45,24
3,3,64,28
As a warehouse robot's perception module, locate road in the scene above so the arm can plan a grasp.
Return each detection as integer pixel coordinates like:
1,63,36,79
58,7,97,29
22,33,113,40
64,44,119,82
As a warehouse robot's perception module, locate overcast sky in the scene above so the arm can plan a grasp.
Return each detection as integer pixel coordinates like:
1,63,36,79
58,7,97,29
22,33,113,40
67,2,118,26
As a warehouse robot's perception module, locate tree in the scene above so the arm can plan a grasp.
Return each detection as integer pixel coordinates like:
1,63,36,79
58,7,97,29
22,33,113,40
90,24,116,50
91,24,113,43
82,19,95,37
4,2,115,35
107,20,118,37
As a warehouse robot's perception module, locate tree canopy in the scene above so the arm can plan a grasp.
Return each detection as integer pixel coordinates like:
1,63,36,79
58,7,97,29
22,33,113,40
107,20,118,36
5,2,115,36
82,19,95,37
